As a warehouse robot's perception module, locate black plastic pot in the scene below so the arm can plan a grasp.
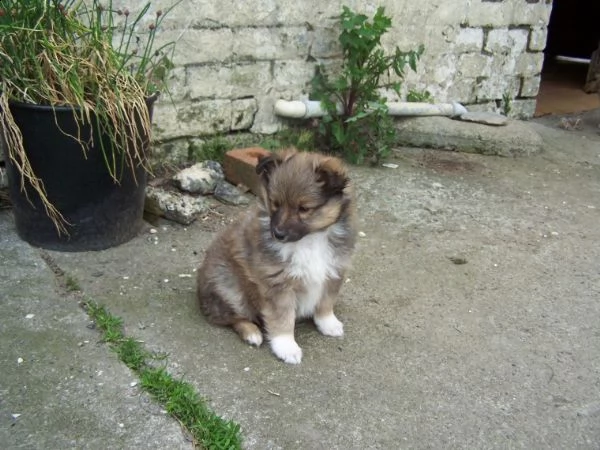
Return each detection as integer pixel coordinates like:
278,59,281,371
4,100,153,251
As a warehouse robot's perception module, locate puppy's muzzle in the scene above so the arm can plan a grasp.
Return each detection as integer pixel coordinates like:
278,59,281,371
271,226,288,242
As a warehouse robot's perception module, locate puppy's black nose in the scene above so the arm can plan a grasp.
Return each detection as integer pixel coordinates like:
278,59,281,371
272,227,287,241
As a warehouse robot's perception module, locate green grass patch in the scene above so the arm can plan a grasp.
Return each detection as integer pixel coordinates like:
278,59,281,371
255,128,316,152
189,128,317,164
82,299,242,449
189,136,234,163
64,274,82,292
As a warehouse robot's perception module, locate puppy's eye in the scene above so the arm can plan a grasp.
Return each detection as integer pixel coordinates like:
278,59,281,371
272,201,280,209
298,205,310,213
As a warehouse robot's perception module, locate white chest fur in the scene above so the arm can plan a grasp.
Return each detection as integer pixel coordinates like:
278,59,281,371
276,231,340,318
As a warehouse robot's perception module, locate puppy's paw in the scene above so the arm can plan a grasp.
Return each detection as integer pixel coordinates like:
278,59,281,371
234,321,263,347
270,335,302,364
244,331,264,347
314,313,344,337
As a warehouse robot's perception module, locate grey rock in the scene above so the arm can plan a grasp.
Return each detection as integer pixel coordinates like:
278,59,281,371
458,111,509,126
145,186,207,225
202,160,225,176
213,180,250,206
395,116,543,157
173,161,224,195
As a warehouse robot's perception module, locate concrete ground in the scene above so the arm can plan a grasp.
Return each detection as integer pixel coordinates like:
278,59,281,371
1,110,600,449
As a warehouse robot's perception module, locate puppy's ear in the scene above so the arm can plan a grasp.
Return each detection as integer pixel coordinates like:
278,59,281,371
256,150,297,185
256,154,279,185
315,157,348,196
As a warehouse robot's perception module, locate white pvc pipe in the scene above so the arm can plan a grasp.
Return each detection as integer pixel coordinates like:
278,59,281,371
386,101,467,117
274,99,467,119
273,99,341,118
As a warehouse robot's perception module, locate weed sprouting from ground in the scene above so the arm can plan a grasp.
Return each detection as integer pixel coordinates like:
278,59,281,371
190,136,233,163
81,298,242,449
407,89,434,103
140,367,241,449
188,128,317,164
64,274,81,292
311,6,424,164
257,128,315,152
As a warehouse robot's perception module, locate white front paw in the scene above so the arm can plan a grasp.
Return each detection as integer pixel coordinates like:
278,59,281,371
314,314,344,337
270,335,303,364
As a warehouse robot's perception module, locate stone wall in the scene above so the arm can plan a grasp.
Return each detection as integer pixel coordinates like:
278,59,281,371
118,0,553,155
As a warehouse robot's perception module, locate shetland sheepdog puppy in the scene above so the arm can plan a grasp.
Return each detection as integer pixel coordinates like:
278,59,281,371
197,149,356,364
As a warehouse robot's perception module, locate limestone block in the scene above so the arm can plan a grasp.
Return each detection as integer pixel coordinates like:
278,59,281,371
310,25,342,59
466,2,512,27
457,53,492,78
454,27,485,53
274,2,341,26
153,100,232,140
511,1,553,26
467,1,550,27
118,0,225,29
425,2,469,25
232,26,309,61
394,116,543,156
475,75,520,101
273,60,316,90
156,67,187,103
187,63,272,99
515,52,545,76
159,29,234,66
431,54,459,86
152,103,181,141
151,139,190,168
528,26,548,52
231,99,258,131
485,28,528,55
445,78,477,104
383,25,432,53
213,0,279,27
178,100,232,135
520,76,541,98
117,0,336,28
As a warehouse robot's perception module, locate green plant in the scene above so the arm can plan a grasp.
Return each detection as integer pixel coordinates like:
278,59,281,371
502,92,512,116
258,128,316,151
311,6,424,164
407,89,434,103
64,274,81,292
190,136,233,163
0,0,179,234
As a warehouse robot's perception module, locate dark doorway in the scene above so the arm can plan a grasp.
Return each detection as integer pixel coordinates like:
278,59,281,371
535,0,600,116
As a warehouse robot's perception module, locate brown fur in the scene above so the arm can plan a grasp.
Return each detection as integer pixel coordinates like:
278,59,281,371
196,149,356,363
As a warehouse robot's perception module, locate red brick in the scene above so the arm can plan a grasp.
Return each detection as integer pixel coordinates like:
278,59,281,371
223,147,271,196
